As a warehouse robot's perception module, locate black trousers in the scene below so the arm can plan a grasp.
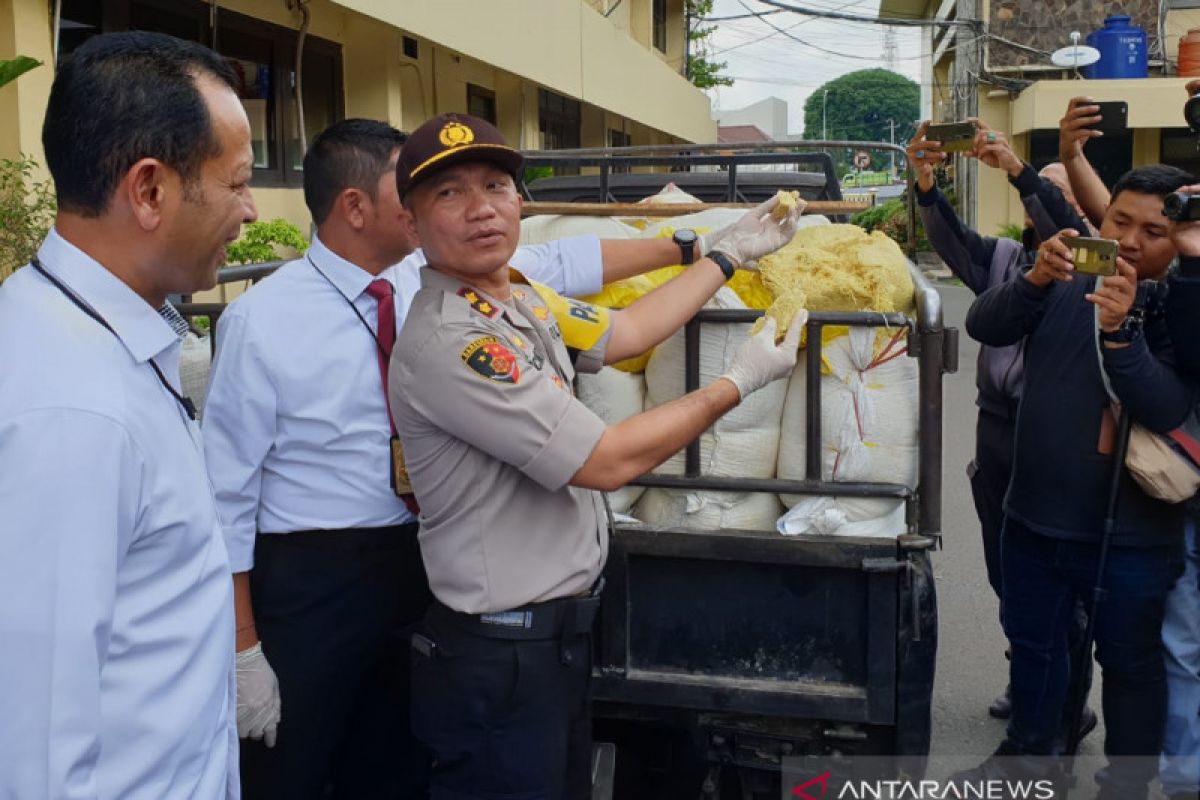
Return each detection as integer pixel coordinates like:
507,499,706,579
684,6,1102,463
240,524,433,800
410,606,593,800
970,409,1094,716
967,408,1014,604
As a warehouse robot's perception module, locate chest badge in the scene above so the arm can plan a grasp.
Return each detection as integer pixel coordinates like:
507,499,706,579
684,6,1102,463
462,336,521,384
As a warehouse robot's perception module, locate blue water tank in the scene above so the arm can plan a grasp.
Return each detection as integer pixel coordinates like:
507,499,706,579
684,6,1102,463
1085,16,1148,79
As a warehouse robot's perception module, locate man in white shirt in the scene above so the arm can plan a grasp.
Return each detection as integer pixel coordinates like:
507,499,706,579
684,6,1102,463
202,117,791,798
0,31,257,798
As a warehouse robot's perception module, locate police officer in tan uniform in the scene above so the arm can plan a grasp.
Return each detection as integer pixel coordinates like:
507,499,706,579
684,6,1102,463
390,113,806,800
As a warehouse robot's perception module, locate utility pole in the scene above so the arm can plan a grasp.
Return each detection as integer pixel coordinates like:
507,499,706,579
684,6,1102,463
887,117,897,179
822,89,829,140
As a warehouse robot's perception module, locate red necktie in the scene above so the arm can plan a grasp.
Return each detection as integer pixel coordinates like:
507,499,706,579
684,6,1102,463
365,279,419,515
365,279,396,379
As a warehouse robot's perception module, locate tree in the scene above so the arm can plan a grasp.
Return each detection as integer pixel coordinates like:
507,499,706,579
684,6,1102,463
0,57,48,282
686,0,733,89
803,69,918,175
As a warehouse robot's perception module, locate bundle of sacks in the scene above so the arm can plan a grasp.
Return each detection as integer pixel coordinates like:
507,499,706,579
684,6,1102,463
756,225,919,538
775,326,918,537
634,287,787,530
524,190,920,537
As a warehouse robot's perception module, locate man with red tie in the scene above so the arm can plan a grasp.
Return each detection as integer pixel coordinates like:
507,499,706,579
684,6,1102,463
202,117,788,798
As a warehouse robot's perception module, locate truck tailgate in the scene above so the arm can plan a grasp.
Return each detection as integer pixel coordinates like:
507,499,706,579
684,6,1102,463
593,524,908,726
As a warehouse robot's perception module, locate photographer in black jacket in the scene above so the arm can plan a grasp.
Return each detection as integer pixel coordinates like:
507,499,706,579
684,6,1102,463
965,165,1193,798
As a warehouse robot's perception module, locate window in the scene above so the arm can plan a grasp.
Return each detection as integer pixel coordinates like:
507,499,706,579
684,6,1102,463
652,0,667,53
1161,129,1200,179
538,89,581,151
56,0,102,63
1029,128,1131,189
608,129,632,173
467,84,497,125
54,0,343,187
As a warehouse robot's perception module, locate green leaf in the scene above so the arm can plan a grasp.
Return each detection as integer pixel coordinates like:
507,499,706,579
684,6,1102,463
0,57,42,90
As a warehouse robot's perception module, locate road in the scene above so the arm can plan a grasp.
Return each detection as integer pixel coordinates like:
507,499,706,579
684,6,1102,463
929,282,1105,757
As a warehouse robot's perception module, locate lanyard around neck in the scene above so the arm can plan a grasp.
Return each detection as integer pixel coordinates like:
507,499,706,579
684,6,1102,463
305,254,390,363
30,257,197,421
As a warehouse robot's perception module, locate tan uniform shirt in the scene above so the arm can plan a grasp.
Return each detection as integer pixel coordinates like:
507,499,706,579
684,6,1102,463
390,267,613,614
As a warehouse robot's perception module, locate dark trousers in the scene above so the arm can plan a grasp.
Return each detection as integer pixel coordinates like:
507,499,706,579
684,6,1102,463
410,606,593,800
1001,518,1183,794
240,524,433,800
968,409,1014,604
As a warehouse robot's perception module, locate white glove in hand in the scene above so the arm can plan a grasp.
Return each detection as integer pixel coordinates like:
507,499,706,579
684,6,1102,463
236,642,281,748
707,195,803,270
720,311,807,399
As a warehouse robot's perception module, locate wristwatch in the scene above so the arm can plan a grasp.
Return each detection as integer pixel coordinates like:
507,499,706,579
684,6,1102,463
673,228,698,265
1099,315,1142,344
706,250,738,281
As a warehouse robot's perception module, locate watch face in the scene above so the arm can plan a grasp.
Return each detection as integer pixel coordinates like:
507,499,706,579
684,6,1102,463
674,229,698,245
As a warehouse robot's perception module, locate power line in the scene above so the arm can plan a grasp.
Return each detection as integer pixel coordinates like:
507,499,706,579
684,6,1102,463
703,7,788,21
755,0,978,28
707,0,875,56
724,2,953,65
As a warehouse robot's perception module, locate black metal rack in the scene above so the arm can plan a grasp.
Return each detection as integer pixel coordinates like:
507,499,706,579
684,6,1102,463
625,263,954,542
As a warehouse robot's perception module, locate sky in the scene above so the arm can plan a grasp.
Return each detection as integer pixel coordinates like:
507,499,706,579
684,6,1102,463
701,0,924,137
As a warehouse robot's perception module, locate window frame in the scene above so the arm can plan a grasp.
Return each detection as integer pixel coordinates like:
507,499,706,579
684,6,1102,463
1160,128,1200,179
652,0,667,53
57,0,344,188
466,84,497,125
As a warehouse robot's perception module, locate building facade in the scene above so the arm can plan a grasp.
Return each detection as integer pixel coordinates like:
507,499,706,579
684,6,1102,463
879,0,1200,239
0,0,716,296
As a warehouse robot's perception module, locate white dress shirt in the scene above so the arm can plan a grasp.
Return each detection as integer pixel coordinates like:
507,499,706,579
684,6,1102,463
0,230,238,799
203,234,603,572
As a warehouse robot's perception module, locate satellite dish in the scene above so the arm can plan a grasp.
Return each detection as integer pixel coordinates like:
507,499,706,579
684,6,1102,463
1051,31,1100,68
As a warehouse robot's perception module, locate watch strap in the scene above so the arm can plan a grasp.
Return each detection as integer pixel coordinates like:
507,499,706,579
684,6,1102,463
674,231,696,265
1099,317,1142,343
706,251,737,281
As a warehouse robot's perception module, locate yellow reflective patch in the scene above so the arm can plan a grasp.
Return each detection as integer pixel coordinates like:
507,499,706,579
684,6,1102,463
525,280,610,352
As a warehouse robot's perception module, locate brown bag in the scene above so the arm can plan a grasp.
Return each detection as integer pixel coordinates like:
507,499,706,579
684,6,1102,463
1122,411,1200,503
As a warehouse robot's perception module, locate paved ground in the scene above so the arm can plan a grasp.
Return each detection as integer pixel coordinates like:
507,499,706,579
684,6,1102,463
928,282,1106,758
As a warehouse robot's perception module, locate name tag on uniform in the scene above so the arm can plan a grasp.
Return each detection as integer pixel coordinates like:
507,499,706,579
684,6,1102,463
391,435,415,496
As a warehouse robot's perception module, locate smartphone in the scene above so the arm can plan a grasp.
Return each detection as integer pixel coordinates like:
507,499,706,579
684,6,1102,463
925,121,977,152
1088,101,1128,134
1070,237,1119,276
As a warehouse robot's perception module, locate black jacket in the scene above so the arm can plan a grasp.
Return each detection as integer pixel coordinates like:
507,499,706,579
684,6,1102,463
916,163,1063,419
967,249,1193,545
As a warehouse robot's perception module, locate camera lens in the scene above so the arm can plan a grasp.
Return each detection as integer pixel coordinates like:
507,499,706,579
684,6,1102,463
1165,192,1186,220
1164,191,1200,222
1186,93,1200,134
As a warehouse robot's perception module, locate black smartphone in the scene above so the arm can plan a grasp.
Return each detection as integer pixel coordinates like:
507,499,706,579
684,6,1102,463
1089,101,1128,134
1070,237,1119,277
925,121,977,152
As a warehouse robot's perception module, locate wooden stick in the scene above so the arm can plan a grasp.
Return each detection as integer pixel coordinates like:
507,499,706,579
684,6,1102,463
520,200,872,217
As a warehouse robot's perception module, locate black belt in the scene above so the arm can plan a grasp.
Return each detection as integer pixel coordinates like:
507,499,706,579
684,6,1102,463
427,577,605,642
257,522,419,551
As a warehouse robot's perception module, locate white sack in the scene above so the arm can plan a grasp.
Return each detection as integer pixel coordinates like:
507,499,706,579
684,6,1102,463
634,288,786,531
519,214,639,246
575,367,647,514
776,326,918,538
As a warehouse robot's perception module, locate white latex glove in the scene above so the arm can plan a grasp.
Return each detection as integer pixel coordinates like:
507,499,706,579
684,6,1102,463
720,310,807,399
236,642,281,747
707,195,804,270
